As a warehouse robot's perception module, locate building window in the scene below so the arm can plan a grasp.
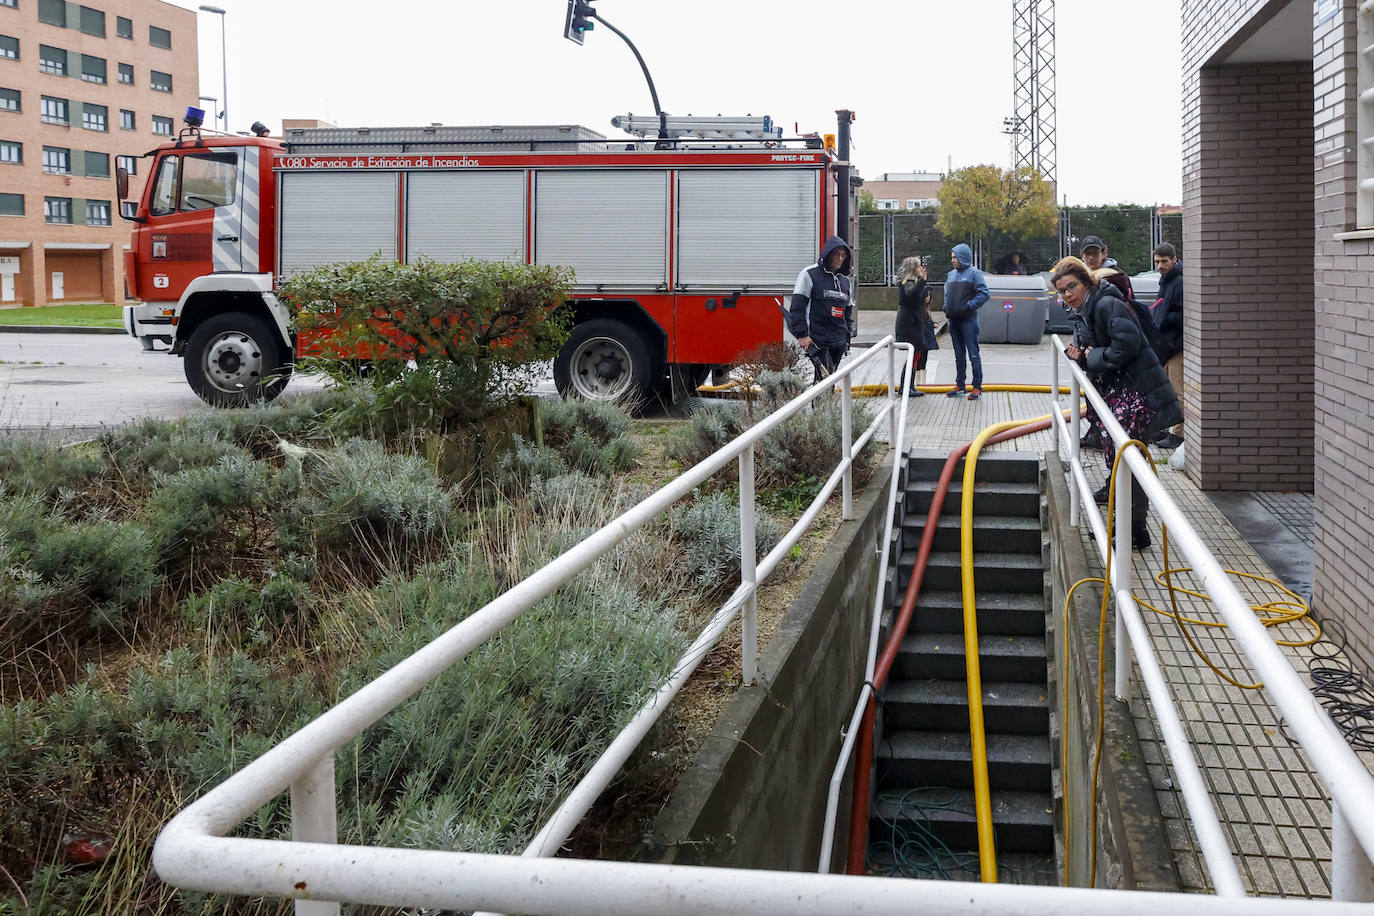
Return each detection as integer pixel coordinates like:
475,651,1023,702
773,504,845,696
42,145,68,173
149,25,171,49
150,69,171,93
0,0,16,9
116,153,136,175
118,62,132,84
40,95,67,125
78,6,105,37
0,192,23,216
86,199,110,225
119,108,134,130
116,16,132,39
44,196,72,224
152,114,172,136
37,0,64,27
83,149,107,178
0,139,19,164
82,102,106,131
0,88,18,112
876,199,900,211
120,200,136,219
1,35,20,61
80,54,105,84
38,45,66,76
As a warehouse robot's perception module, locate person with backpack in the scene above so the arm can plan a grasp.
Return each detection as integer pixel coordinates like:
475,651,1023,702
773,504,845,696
944,243,990,399
895,256,939,396
1053,256,1182,549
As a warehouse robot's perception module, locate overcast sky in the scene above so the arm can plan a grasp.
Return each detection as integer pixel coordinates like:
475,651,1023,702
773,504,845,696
182,0,1183,205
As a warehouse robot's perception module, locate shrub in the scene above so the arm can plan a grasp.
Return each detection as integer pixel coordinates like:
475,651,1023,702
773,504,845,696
280,256,572,425
290,438,455,551
0,438,108,503
144,453,279,570
540,398,640,475
667,407,749,473
671,491,784,593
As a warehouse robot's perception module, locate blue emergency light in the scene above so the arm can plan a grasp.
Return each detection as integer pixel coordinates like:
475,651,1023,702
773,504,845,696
184,106,206,128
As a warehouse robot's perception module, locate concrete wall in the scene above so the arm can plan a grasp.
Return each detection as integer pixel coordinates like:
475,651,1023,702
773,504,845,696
646,466,890,871
1044,452,1180,891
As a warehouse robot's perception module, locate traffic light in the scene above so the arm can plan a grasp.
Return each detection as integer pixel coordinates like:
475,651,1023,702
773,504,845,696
563,0,595,45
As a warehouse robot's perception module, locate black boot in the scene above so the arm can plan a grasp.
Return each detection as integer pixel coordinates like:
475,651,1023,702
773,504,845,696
1081,427,1103,450
1132,520,1151,550
1093,483,1109,505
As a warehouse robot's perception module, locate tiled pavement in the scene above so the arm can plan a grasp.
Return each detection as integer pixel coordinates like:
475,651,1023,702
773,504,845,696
840,333,1374,898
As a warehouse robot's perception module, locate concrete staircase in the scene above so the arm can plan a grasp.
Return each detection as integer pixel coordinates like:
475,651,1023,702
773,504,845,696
869,449,1056,882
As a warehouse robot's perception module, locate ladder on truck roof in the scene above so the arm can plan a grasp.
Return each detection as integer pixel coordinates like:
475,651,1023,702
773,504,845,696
611,113,782,141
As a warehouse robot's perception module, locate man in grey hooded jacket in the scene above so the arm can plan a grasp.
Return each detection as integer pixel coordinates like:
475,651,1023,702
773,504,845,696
943,243,990,399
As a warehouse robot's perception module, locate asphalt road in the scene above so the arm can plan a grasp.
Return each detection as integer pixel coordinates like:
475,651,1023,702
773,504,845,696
0,320,1063,439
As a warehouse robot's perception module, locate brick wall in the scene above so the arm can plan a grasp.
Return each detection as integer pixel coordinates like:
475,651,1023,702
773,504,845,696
1182,60,1314,491
1312,3,1374,675
1183,0,1374,676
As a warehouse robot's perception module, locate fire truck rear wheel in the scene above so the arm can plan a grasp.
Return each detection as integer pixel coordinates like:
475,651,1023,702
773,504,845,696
553,319,656,404
184,312,292,408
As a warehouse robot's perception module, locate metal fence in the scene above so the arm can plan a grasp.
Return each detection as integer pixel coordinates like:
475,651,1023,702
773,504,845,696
858,207,1183,284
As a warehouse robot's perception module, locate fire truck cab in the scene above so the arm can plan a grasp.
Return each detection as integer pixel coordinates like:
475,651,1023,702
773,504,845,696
121,114,841,407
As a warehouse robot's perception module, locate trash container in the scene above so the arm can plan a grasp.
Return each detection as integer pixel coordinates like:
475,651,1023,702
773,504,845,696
978,275,1051,344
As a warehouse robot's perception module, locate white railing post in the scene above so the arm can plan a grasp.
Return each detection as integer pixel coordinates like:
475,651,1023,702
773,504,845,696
739,444,758,686
887,339,897,450
1069,370,1081,527
1113,458,1133,701
291,754,340,916
841,372,854,520
1333,800,1374,901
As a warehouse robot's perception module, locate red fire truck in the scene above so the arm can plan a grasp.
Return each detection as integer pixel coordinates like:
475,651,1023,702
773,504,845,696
119,115,842,407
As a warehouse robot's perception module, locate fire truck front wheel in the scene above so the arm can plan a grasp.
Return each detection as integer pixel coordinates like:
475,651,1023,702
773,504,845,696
554,319,656,403
184,312,292,408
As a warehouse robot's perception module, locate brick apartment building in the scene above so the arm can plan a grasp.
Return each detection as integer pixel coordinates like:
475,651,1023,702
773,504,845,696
1181,0,1374,675
862,171,943,210
1,0,197,307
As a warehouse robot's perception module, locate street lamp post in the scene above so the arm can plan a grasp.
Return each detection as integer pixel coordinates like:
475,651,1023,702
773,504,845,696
198,6,226,131
198,96,219,121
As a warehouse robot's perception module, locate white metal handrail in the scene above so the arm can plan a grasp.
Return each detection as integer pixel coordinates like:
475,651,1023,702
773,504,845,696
154,337,915,914
1049,334,1374,898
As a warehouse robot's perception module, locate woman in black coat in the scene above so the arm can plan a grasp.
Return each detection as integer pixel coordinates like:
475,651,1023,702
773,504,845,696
1052,257,1183,549
895,256,939,396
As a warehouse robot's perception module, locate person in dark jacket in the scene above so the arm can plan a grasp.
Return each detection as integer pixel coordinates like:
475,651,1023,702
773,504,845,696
790,236,855,382
1080,235,1134,300
895,256,939,396
1053,256,1183,549
1151,243,1184,448
944,243,990,399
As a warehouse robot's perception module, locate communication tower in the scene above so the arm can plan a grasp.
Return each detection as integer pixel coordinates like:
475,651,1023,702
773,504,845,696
1009,0,1056,183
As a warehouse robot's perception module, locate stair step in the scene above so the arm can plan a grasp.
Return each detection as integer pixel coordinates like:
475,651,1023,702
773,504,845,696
900,589,1047,637
900,514,1043,554
870,787,1054,854
877,730,1052,792
897,550,1045,594
904,479,1041,519
895,632,1048,684
883,679,1049,734
904,450,1041,484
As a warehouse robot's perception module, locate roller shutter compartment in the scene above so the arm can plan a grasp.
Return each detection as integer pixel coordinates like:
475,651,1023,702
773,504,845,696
677,169,818,289
407,171,526,263
535,170,667,287
278,172,397,276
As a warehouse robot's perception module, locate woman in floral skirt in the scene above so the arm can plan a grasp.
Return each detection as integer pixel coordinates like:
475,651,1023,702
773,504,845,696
1051,257,1182,549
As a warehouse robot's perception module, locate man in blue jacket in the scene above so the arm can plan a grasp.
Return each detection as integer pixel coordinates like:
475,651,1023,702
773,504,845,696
789,236,855,382
943,243,990,399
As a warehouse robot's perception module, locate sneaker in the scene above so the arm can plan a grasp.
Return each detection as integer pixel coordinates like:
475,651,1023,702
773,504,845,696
1132,523,1152,550
907,388,926,397
1093,483,1110,505
1081,428,1103,450
946,387,966,398
1153,433,1184,450
968,388,982,401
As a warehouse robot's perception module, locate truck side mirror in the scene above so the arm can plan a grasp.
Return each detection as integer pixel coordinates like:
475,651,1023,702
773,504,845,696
116,167,129,202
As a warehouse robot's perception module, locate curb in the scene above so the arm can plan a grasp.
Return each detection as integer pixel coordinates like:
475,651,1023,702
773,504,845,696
0,325,126,335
